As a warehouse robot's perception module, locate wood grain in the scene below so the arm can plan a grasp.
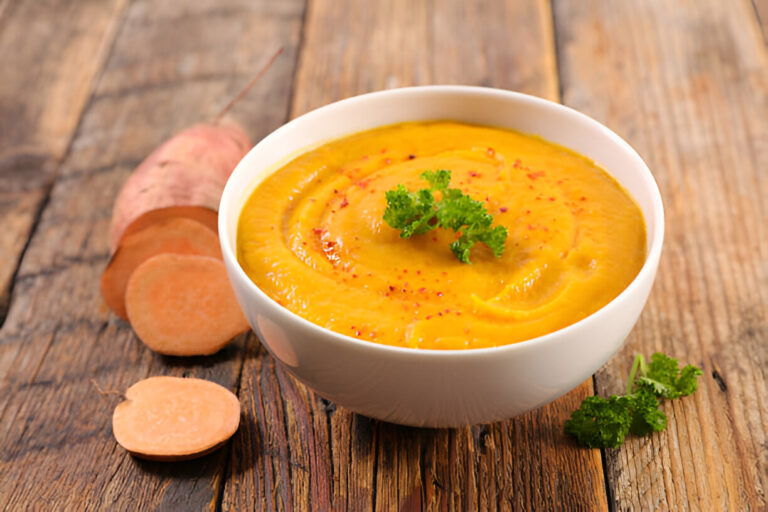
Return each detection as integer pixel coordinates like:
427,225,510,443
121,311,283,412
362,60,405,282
0,0,128,324
222,1,608,510
754,0,768,39
555,0,768,509
0,0,304,509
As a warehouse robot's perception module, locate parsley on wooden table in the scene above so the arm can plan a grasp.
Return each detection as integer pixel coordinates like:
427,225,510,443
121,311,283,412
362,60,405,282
565,353,703,448
383,170,507,263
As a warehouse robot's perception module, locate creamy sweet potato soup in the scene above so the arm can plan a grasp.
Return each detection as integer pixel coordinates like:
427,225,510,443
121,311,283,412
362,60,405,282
237,121,646,349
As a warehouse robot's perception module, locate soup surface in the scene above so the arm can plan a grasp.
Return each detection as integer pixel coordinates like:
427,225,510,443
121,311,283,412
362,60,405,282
237,121,646,349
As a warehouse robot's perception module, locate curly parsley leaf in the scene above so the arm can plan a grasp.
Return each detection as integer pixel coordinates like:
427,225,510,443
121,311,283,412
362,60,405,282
632,353,704,399
566,352,701,448
564,395,632,448
383,170,507,263
628,389,667,436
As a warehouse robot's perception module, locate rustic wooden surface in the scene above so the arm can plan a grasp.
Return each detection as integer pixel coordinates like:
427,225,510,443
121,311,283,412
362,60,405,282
0,0,765,510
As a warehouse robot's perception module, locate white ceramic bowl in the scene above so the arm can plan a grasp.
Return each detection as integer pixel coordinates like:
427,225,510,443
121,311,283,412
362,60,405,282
219,86,664,428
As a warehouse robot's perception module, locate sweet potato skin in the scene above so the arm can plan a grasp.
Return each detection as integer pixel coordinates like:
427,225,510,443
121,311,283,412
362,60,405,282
108,120,250,250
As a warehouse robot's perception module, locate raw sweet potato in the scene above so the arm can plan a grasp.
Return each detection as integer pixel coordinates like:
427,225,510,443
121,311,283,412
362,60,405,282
124,253,248,356
101,217,221,320
112,376,241,461
107,119,250,251
112,205,219,255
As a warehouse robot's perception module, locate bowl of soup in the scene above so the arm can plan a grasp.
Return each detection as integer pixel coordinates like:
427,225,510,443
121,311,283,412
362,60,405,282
219,86,664,427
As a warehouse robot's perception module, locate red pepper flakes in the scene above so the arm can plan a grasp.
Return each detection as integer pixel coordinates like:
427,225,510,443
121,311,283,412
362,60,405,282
438,312,443,316
356,330,361,336
437,291,443,297
416,270,421,275
527,171,545,180
469,171,480,177
384,158,392,165
340,196,349,208
352,274,358,278
408,154,416,159
333,189,338,194
441,272,448,276
525,209,531,215
527,224,535,230
580,196,587,201
499,206,508,213
487,147,495,156
312,227,325,236
419,287,426,293
549,197,556,201
513,159,522,168
432,237,438,242
380,148,387,154
389,285,395,291
403,269,408,273
362,155,369,160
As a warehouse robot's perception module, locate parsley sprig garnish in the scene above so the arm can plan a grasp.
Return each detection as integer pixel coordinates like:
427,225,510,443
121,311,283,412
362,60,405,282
565,353,702,448
383,170,507,263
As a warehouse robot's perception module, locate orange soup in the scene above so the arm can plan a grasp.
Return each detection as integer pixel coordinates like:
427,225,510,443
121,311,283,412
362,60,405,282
237,121,646,349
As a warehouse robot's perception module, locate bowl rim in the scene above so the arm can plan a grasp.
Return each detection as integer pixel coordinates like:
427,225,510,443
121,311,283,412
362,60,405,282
219,85,665,359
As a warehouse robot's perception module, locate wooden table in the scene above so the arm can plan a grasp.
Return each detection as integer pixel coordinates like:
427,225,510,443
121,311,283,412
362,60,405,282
1,1,766,510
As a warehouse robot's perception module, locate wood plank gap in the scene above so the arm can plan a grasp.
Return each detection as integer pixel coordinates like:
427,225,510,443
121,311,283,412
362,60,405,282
752,0,768,41
551,0,611,507
0,175,52,329
0,0,132,332
213,334,253,512
370,424,379,512
285,0,312,120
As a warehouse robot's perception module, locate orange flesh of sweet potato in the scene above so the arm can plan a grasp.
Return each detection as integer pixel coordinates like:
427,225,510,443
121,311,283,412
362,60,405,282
108,120,250,249
112,376,241,461
124,253,249,356
101,218,221,320
110,206,219,255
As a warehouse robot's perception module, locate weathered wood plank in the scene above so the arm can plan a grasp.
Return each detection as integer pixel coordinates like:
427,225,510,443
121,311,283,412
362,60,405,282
223,1,608,510
754,0,768,38
0,0,128,323
555,0,768,510
0,0,305,509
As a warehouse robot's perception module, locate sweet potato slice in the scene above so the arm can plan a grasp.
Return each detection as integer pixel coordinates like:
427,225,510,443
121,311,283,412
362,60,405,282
125,254,248,356
112,376,241,461
101,217,221,320
110,206,219,255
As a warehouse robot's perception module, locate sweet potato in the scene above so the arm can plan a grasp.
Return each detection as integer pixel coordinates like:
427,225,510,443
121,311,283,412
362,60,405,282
112,376,241,461
112,205,219,255
101,217,221,320
124,253,248,356
108,120,250,251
